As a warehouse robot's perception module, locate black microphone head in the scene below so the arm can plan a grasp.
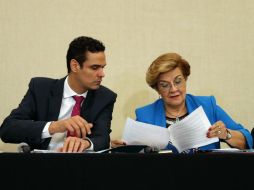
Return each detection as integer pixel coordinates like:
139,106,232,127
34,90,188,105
144,146,159,153
17,143,31,153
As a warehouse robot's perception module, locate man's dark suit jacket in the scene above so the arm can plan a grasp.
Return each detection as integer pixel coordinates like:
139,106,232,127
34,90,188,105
0,77,117,151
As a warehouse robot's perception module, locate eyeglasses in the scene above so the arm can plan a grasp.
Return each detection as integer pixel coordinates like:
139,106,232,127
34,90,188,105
157,76,185,92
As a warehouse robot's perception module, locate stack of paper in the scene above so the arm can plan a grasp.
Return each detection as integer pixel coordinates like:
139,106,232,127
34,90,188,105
122,118,170,150
169,106,218,153
122,106,219,153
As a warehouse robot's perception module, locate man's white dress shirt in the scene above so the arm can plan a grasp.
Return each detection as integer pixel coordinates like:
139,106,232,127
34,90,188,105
42,77,93,151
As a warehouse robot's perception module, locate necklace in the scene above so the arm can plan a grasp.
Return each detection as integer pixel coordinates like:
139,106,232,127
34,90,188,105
166,110,181,123
165,105,186,123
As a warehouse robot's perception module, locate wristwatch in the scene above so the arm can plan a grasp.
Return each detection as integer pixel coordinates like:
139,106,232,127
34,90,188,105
225,129,232,140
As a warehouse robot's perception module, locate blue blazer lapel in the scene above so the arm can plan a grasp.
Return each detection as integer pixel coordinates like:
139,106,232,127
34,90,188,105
154,99,167,128
186,94,199,114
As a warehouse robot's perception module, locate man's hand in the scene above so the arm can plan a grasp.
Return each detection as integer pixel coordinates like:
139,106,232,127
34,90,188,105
48,115,93,139
58,137,91,153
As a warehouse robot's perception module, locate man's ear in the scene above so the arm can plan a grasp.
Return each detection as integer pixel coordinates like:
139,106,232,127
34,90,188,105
70,59,80,73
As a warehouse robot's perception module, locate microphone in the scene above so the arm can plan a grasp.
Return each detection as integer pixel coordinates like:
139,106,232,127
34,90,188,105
17,142,31,153
144,146,159,153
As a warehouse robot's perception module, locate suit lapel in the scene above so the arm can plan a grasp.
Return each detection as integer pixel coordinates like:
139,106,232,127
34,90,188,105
47,77,66,121
81,90,96,122
154,99,167,128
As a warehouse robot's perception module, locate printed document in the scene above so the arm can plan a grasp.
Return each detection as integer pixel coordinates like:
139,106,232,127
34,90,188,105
169,106,219,153
122,118,170,150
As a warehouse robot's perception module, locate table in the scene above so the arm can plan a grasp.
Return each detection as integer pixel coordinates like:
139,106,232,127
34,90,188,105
0,152,253,189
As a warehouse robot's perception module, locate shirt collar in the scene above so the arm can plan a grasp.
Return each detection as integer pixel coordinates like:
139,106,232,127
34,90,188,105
63,76,88,99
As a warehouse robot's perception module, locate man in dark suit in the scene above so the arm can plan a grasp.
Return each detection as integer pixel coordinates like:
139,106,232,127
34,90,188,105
0,36,117,152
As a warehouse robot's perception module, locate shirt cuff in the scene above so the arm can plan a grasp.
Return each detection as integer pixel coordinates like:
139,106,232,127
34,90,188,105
41,122,52,139
85,137,94,151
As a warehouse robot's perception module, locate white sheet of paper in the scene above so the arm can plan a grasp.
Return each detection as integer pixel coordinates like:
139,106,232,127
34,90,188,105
169,106,219,153
209,148,240,152
122,118,170,150
32,149,58,153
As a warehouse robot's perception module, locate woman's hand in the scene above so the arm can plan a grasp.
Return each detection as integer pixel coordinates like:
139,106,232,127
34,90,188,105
110,139,126,148
207,121,228,139
207,120,246,149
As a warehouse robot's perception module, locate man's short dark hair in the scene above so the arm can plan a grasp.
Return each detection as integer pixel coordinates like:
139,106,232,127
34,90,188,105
66,36,105,73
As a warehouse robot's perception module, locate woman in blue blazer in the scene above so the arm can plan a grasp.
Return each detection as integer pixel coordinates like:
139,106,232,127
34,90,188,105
112,52,252,152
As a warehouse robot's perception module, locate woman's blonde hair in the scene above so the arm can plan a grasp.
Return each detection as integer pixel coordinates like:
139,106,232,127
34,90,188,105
146,52,190,89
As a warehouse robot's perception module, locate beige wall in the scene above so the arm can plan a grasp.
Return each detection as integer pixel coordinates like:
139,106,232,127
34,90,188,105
1,0,254,151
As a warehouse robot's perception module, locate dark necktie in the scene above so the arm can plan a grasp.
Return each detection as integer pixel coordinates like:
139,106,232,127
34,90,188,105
67,95,84,137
